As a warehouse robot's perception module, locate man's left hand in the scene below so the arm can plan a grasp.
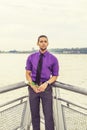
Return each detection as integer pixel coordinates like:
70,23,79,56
37,82,48,92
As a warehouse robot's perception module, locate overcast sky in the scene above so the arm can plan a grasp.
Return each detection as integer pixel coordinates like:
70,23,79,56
0,0,87,50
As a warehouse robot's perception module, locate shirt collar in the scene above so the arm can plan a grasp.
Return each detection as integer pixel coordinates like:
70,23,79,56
39,50,48,57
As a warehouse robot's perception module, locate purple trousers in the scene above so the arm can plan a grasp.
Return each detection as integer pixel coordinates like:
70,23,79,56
28,85,54,130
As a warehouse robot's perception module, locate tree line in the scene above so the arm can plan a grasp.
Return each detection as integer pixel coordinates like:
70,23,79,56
0,48,87,54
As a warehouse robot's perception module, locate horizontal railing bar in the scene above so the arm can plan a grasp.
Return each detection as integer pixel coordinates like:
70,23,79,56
0,81,27,93
53,81,87,95
0,95,28,108
0,101,27,113
0,81,87,96
53,97,87,110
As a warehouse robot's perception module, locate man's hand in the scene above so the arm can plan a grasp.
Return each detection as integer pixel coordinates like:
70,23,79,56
31,85,40,93
28,81,40,93
37,82,48,92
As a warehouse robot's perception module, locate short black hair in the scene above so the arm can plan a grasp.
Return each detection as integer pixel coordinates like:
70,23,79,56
37,35,48,42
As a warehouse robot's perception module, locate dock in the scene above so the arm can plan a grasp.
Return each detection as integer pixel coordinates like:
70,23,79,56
0,81,87,130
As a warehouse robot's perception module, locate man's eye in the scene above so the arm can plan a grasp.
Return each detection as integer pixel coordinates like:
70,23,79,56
40,40,47,43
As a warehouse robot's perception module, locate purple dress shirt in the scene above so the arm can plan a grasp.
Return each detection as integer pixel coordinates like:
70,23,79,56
25,51,59,82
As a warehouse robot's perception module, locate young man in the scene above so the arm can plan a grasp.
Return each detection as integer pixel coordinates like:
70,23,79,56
25,35,59,130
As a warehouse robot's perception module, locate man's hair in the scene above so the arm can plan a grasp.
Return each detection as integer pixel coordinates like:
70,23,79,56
37,35,48,42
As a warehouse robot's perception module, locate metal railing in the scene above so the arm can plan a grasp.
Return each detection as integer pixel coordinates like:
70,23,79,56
52,83,87,130
0,81,87,130
0,82,30,130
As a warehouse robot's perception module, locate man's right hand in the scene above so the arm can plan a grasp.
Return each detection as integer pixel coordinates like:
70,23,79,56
31,85,40,93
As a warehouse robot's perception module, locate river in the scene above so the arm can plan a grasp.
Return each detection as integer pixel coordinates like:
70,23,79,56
0,53,87,88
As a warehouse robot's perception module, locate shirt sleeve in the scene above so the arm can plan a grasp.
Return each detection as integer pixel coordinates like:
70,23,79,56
52,57,59,76
25,55,32,71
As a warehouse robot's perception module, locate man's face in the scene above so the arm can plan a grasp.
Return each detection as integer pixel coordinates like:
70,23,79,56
37,37,48,51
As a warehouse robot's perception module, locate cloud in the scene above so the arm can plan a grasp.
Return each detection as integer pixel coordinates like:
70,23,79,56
0,0,87,50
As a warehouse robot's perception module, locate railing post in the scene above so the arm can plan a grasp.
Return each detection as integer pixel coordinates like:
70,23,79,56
22,97,31,130
53,87,65,130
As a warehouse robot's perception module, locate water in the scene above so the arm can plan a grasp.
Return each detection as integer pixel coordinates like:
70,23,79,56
0,53,87,104
0,53,87,87
57,54,87,88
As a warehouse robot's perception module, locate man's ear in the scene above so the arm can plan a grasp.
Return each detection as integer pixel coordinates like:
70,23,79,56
37,42,39,46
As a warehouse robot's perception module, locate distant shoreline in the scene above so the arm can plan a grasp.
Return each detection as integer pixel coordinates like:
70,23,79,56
0,48,87,54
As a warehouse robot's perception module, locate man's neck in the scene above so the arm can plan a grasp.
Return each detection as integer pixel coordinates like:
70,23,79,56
39,49,47,54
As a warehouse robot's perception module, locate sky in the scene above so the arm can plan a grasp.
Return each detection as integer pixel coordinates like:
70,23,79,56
0,0,87,51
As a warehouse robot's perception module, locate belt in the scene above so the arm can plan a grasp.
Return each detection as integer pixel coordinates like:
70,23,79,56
33,81,45,86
